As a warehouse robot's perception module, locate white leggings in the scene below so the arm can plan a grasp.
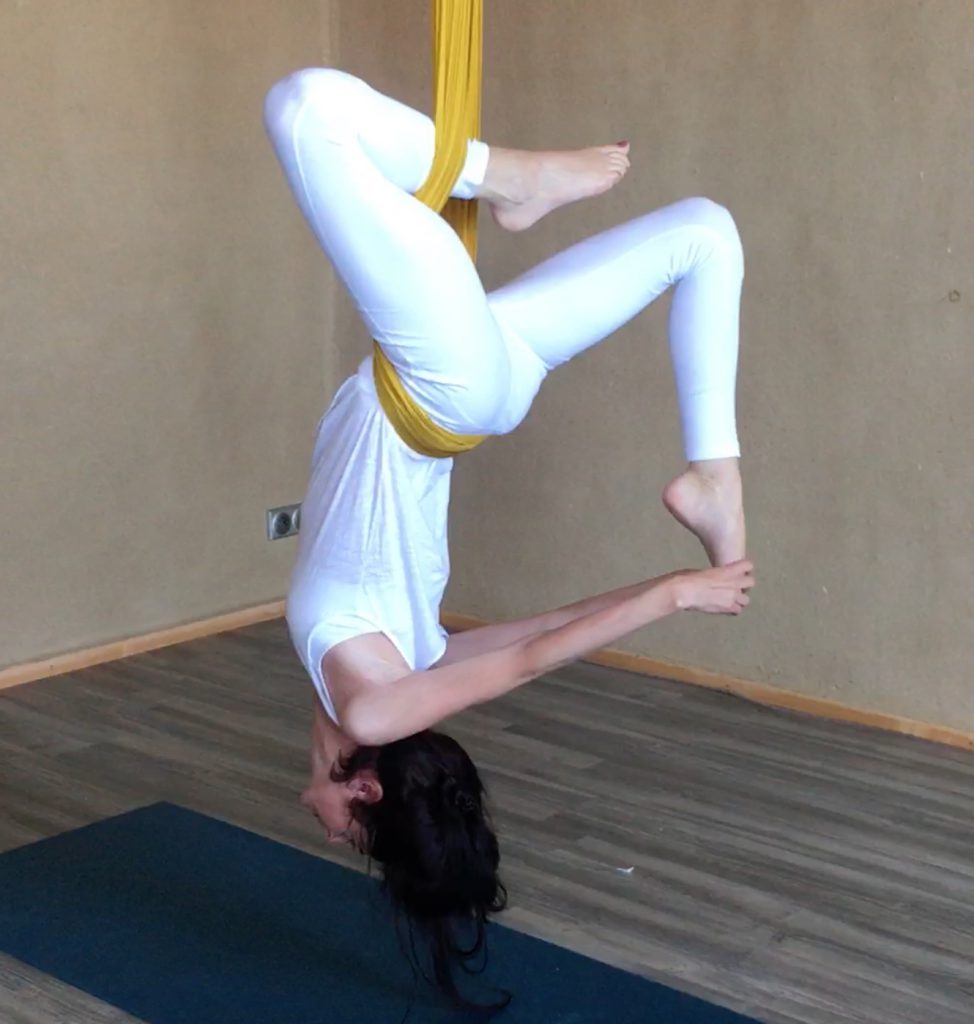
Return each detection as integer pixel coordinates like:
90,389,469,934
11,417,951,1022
263,69,743,460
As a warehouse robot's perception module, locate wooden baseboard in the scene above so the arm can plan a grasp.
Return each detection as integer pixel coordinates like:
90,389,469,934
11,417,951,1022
0,601,286,693
4,604,972,754
440,612,974,753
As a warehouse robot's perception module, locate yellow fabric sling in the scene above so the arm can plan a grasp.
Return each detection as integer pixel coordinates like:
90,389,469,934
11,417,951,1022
372,0,487,458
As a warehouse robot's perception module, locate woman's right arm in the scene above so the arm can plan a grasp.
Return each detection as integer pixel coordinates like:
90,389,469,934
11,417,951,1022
433,572,682,666
338,560,754,745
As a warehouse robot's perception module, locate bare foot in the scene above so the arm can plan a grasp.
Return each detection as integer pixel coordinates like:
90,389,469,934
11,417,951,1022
478,143,631,231
662,460,746,567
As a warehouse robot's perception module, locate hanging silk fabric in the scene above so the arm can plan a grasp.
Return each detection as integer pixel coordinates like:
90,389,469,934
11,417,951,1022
372,0,488,458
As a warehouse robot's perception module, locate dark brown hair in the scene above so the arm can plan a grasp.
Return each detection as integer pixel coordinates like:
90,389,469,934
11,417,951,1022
332,730,510,1014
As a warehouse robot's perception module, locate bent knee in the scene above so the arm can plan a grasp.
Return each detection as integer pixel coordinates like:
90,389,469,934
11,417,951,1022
675,197,743,265
263,68,365,140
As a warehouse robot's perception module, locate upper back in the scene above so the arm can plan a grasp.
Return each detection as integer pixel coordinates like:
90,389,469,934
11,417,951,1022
286,360,454,716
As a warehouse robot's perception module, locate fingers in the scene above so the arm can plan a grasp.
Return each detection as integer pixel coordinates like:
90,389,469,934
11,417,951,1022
708,559,753,576
724,560,756,589
732,580,752,614
685,560,756,616
727,563,755,614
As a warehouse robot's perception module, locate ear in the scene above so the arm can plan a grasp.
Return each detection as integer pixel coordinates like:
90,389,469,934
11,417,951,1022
349,773,383,805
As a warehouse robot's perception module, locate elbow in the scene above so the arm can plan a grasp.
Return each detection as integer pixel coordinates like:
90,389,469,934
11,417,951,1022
337,697,387,748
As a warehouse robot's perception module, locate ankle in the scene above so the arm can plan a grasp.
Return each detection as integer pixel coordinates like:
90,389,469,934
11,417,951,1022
477,147,533,204
687,458,740,485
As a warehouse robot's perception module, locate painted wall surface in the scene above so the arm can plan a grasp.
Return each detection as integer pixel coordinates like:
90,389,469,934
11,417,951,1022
0,1,336,665
336,2,974,729
5,1,971,734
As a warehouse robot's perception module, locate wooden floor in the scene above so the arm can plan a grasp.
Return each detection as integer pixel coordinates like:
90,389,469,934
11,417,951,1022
2,621,974,1024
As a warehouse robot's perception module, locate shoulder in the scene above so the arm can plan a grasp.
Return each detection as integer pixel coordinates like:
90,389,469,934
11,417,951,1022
321,632,411,723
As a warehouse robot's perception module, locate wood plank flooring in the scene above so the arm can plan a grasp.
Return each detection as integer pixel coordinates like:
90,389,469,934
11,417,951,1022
1,619,973,1023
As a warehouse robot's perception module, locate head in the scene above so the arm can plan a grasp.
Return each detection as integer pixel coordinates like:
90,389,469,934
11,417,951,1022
303,729,508,1010
300,753,378,852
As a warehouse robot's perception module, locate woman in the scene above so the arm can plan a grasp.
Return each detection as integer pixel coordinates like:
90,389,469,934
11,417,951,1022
263,68,753,1003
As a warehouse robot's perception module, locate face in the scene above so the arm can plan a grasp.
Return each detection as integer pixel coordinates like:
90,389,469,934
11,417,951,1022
300,773,378,853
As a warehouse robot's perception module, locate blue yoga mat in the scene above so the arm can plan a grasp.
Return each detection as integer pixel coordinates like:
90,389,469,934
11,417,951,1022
0,803,758,1023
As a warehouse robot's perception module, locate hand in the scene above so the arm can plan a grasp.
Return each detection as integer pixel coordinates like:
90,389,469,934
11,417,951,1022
672,560,755,615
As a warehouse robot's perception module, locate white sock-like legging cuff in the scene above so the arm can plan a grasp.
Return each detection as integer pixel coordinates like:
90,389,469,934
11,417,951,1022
452,140,489,199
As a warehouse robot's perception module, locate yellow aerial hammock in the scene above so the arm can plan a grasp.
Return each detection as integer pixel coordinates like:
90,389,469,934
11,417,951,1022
372,0,488,458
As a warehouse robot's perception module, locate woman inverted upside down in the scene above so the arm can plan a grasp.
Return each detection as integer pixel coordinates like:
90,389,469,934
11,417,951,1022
263,68,753,1008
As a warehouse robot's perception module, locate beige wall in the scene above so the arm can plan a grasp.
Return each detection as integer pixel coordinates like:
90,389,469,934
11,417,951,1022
339,2,974,729
5,2,972,734
0,1,337,665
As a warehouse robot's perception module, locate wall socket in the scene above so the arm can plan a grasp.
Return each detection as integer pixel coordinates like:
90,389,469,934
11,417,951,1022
266,503,301,540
